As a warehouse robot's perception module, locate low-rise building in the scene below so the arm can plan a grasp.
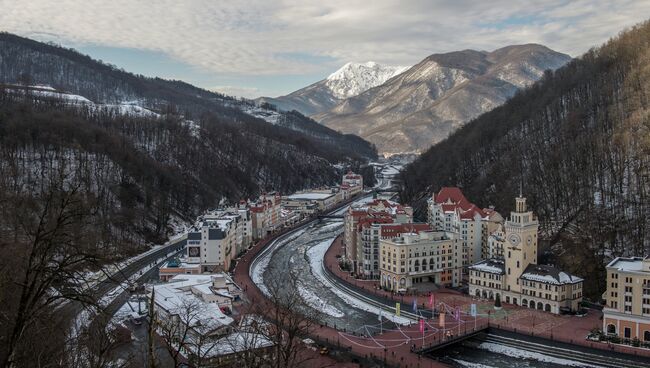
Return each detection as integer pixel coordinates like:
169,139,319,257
159,258,202,282
152,274,268,364
602,256,650,342
468,195,584,314
380,230,461,291
282,190,339,214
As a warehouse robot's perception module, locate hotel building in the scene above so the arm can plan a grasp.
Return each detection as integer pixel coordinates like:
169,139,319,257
380,230,462,290
468,195,584,314
602,256,650,342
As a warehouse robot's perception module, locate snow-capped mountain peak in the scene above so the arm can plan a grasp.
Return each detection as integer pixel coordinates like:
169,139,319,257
325,61,409,99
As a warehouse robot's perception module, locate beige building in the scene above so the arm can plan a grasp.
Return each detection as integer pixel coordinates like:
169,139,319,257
427,187,503,271
344,199,413,274
380,230,461,291
468,195,584,314
602,256,650,342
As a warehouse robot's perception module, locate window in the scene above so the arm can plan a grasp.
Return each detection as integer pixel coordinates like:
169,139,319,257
624,327,631,339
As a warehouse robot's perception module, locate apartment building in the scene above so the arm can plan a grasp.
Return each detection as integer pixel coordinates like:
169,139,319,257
468,195,584,314
250,192,282,240
379,230,461,290
427,187,503,270
186,213,240,272
344,198,413,274
602,256,650,342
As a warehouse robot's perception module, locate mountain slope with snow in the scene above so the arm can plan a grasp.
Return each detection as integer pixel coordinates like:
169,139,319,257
256,61,409,116
314,44,571,155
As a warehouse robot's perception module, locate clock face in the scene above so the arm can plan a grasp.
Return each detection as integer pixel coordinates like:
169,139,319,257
527,235,533,246
508,233,521,246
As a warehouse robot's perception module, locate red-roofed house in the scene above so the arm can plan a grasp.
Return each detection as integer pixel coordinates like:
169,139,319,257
343,198,414,278
342,171,363,196
427,187,503,269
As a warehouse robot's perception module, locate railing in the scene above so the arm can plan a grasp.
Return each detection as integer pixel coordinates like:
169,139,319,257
488,321,650,358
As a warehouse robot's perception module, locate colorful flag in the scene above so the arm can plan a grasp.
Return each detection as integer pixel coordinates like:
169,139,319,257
439,312,446,328
395,302,401,317
455,306,460,321
470,303,477,317
412,298,418,313
419,318,425,333
429,293,434,308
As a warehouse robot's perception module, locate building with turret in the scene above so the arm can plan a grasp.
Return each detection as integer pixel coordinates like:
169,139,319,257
468,195,584,314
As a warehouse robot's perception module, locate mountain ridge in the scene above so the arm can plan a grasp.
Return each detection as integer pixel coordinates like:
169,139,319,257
315,43,571,155
256,61,409,116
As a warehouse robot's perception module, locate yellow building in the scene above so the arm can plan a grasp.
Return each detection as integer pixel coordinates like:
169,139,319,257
602,256,650,342
379,230,461,291
468,195,584,314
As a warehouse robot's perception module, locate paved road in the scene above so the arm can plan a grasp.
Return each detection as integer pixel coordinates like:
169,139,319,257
64,238,187,332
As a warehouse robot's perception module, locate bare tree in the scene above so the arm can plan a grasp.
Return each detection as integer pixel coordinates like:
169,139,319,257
246,266,325,368
0,167,103,367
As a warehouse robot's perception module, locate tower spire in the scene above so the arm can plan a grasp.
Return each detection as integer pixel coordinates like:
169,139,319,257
519,180,523,198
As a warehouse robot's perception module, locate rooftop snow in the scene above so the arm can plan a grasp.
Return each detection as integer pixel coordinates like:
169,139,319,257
286,192,335,200
606,256,648,272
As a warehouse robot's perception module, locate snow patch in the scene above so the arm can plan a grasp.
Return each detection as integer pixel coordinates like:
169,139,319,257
326,62,410,99
306,237,411,325
478,342,605,367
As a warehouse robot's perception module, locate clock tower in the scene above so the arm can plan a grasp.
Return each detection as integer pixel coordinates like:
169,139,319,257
504,194,538,293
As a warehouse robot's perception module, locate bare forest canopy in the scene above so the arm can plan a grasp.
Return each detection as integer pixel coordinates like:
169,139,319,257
401,20,650,300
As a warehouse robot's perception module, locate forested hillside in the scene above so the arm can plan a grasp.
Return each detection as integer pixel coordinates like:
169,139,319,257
0,32,376,160
401,21,650,299
0,90,348,254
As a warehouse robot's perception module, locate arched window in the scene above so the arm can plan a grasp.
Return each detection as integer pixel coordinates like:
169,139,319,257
606,324,616,335
537,302,543,310
545,304,551,312
644,330,650,342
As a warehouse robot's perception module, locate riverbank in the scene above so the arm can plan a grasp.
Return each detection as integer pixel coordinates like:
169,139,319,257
233,195,451,368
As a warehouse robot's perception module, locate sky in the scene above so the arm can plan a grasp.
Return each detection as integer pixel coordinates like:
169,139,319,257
1,0,649,98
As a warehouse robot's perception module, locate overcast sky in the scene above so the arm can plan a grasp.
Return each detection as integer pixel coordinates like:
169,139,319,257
1,0,649,97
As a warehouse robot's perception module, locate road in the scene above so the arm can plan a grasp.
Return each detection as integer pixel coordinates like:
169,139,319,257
64,237,187,335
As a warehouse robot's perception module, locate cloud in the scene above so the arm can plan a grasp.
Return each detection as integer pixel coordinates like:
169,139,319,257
0,0,648,79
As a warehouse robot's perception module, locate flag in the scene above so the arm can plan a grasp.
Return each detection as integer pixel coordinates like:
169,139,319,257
439,312,445,328
429,293,434,308
395,302,400,317
470,303,477,317
419,318,425,333
455,306,460,321
412,298,418,313
378,308,382,322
